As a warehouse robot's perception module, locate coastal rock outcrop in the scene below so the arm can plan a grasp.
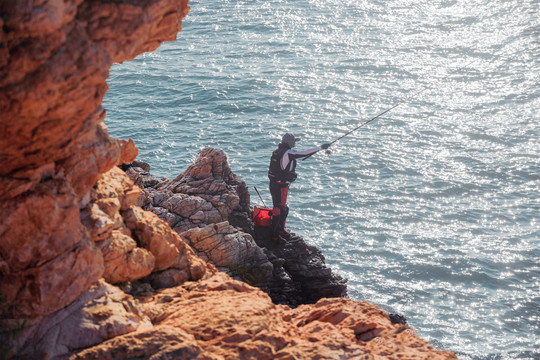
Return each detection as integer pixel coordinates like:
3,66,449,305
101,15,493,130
0,177,104,318
129,147,252,234
81,167,155,283
12,280,152,360
253,228,348,306
181,221,274,285
79,166,212,289
5,165,214,358
123,152,347,306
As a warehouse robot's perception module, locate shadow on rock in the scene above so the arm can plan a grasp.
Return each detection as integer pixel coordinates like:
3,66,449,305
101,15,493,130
122,148,347,307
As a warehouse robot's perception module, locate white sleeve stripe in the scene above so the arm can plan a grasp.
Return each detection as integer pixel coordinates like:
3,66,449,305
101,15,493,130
281,146,320,169
288,146,320,156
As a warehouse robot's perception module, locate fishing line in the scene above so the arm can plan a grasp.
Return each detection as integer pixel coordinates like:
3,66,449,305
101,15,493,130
336,57,480,142
302,51,500,160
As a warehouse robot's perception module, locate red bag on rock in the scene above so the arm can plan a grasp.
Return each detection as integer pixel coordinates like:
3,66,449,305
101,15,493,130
253,206,273,227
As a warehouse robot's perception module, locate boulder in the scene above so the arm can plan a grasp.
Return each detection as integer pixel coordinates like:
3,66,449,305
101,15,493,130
8,280,152,360
98,230,155,284
123,206,182,271
181,221,274,285
124,147,252,233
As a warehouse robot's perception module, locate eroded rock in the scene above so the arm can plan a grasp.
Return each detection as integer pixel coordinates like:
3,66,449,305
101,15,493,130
80,166,212,288
99,230,155,284
71,273,458,360
80,167,156,284
0,0,191,323
254,227,348,306
0,0,457,358
127,147,251,233
0,178,104,319
124,154,347,307
181,221,274,285
8,280,152,360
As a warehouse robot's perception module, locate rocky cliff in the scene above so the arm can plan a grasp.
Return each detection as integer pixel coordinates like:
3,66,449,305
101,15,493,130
122,149,347,307
0,1,458,359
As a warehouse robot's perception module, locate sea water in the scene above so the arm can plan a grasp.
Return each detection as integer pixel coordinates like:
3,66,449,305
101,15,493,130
103,0,540,358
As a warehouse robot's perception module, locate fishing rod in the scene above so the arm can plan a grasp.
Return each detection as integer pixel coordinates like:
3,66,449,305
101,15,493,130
302,56,480,160
253,186,267,207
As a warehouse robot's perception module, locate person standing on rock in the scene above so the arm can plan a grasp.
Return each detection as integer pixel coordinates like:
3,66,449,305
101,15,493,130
268,133,330,240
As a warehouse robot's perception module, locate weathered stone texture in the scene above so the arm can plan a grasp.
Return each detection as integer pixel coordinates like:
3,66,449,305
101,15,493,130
99,230,155,284
9,280,152,360
133,147,251,233
0,0,191,322
0,1,458,359
80,166,212,287
181,221,274,285
125,153,347,307
0,177,104,318
71,273,458,360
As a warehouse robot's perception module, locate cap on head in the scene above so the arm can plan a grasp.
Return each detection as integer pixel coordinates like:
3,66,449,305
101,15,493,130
282,133,300,148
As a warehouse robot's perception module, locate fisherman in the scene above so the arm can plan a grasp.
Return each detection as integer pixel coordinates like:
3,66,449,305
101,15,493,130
268,133,330,240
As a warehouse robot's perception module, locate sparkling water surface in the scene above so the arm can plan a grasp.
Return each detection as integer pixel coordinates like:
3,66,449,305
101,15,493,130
103,0,540,358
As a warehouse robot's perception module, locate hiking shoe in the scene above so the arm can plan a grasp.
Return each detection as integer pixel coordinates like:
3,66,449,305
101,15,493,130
278,230,291,240
271,235,287,245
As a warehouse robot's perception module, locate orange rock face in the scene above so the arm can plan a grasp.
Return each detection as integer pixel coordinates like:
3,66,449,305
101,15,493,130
72,273,457,360
0,176,104,318
0,0,190,319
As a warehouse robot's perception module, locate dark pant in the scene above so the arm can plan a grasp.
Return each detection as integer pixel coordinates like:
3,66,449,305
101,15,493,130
269,181,289,236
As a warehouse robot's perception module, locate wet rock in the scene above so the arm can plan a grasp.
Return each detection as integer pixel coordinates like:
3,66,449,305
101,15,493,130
254,227,348,306
389,313,408,325
123,164,162,189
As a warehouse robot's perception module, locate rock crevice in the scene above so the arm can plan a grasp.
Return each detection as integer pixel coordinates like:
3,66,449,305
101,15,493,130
123,151,347,306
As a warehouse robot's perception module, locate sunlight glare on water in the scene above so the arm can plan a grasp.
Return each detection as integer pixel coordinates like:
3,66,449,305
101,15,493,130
103,0,540,358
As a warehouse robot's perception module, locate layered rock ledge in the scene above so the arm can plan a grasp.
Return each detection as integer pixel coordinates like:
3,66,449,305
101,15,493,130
0,1,457,359
123,148,348,307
